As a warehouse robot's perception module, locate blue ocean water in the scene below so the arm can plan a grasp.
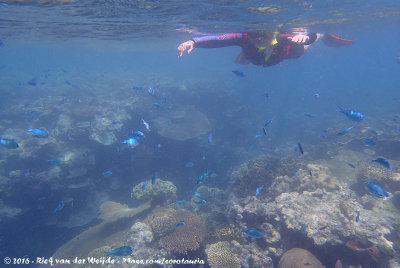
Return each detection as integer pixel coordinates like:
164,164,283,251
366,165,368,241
0,0,400,267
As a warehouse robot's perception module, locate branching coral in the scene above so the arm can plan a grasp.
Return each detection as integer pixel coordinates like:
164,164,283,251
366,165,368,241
144,208,176,238
211,226,243,243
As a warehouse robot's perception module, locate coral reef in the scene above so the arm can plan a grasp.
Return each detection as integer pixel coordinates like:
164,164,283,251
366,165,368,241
229,240,274,268
356,160,393,183
205,241,241,268
226,162,397,265
0,200,22,221
227,155,304,197
144,208,176,238
152,105,211,141
131,179,176,203
278,248,324,268
191,185,228,228
46,191,109,228
211,226,244,243
99,201,151,221
145,207,206,254
45,201,152,268
84,222,167,268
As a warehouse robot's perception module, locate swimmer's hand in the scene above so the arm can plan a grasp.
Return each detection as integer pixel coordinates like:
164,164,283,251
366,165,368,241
289,34,309,44
178,40,194,58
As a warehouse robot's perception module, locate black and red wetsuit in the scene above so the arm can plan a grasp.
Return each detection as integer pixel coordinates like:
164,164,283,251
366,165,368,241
191,32,318,66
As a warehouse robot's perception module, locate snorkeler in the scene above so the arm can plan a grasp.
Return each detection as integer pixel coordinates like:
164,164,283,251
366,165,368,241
177,30,354,66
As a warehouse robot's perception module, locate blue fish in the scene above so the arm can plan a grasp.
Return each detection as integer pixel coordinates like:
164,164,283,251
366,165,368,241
355,211,360,222
195,199,206,205
153,102,161,108
197,172,209,184
147,87,155,96
175,221,185,227
132,85,142,90
365,181,391,200
264,118,273,127
338,126,354,135
345,162,356,168
254,134,262,139
363,138,375,146
337,106,364,121
0,138,19,149
242,228,263,239
369,157,393,169
297,140,304,155
194,192,201,197
47,159,62,165
317,130,327,139
103,170,112,176
52,200,64,214
122,137,139,148
366,128,378,135
255,185,264,196
232,70,244,77
265,92,270,101
176,200,185,205
105,246,133,256
185,162,194,168
129,130,145,138
202,151,206,160
304,113,315,117
26,128,48,138
142,118,150,131
262,127,267,135
28,77,38,86
300,224,307,234
210,173,218,178
152,172,158,184
208,132,213,143
142,181,148,190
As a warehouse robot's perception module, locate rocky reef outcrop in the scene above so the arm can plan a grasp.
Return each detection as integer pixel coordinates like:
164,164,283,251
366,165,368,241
225,159,399,267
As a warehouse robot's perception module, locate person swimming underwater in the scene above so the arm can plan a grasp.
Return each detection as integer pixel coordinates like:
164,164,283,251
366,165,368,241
177,29,354,66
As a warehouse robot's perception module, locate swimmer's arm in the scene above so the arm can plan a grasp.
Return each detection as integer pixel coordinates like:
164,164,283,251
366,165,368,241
178,33,243,57
277,33,318,45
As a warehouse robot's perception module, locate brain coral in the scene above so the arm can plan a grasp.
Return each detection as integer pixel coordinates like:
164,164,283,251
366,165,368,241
356,160,393,183
206,241,240,268
146,208,206,254
278,248,324,268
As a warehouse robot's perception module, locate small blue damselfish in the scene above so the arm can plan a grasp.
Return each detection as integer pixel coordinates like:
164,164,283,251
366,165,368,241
365,181,392,200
